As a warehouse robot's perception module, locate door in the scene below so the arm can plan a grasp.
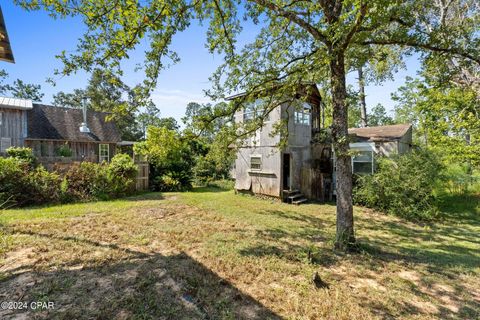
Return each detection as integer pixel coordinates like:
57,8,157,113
283,153,291,190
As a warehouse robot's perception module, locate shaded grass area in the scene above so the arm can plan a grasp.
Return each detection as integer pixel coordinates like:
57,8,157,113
0,187,479,319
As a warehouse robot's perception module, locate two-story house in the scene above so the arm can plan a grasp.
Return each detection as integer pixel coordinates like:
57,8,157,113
230,84,412,203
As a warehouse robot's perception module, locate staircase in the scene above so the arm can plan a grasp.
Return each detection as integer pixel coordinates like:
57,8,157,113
283,189,308,205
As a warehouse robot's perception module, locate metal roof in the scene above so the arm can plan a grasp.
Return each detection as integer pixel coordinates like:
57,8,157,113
0,96,33,110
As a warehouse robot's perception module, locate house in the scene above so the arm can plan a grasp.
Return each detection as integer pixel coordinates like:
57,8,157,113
230,84,330,203
230,86,412,203
348,123,413,175
0,97,121,165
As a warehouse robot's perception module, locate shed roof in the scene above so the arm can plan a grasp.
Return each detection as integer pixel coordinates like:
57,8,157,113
0,96,33,110
26,104,121,143
348,124,412,141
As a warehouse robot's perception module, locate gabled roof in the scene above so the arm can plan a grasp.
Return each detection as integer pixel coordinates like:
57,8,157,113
26,104,121,143
0,97,32,110
348,124,412,141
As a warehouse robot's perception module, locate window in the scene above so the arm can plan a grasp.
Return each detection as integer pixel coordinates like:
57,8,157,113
0,137,11,153
243,99,265,122
352,150,374,174
99,144,109,162
250,156,262,171
294,102,311,125
0,112,3,126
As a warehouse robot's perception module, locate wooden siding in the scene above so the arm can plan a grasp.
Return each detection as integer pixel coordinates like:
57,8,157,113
25,140,117,164
0,109,26,153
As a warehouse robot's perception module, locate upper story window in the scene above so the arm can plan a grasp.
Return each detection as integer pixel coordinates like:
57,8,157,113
294,102,311,125
243,99,266,122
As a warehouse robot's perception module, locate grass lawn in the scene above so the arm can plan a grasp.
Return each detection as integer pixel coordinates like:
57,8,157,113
0,187,479,319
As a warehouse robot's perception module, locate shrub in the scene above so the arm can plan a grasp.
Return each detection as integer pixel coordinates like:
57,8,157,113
353,149,444,221
55,143,73,157
135,127,194,191
154,174,182,192
63,155,137,201
6,147,37,167
0,157,60,206
25,167,61,205
107,154,138,196
63,162,109,201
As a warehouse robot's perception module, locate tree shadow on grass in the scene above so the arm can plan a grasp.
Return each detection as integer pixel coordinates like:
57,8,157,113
237,209,337,267
0,231,280,320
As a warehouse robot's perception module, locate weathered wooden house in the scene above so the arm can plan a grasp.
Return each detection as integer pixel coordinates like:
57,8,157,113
348,124,413,175
0,97,121,164
230,86,412,203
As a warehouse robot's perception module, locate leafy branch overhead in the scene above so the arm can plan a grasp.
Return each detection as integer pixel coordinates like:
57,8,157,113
15,1,479,99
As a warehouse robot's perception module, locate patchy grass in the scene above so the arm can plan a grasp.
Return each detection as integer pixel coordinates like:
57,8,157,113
0,188,479,319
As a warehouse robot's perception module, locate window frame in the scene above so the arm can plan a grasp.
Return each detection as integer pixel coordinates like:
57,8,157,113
243,99,266,122
250,155,262,171
99,143,110,163
294,102,312,125
351,150,374,175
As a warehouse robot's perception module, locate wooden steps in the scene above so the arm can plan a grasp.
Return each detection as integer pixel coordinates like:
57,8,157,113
283,189,308,205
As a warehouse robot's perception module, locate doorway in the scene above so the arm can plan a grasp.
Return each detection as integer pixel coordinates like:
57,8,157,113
283,153,291,190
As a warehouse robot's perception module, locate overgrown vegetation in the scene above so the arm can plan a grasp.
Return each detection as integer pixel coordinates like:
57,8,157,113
354,150,444,221
0,149,137,207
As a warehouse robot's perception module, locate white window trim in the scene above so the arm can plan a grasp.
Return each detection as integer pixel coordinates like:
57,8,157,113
294,102,312,125
99,143,109,163
250,155,262,171
349,142,375,175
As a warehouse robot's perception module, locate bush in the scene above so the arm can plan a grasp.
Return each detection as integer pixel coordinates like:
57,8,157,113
153,174,182,192
55,143,73,157
353,149,443,221
107,154,138,196
0,157,60,207
63,155,138,201
6,147,37,167
62,162,109,201
0,153,137,207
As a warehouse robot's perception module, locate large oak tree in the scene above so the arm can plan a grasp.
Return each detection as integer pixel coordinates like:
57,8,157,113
16,0,480,250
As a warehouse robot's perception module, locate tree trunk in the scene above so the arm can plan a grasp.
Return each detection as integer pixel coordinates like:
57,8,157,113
330,52,355,250
358,67,368,127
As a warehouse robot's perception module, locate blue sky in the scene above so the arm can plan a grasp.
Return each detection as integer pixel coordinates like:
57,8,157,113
2,2,420,122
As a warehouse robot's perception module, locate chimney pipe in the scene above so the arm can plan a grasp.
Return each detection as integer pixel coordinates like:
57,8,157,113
79,97,90,133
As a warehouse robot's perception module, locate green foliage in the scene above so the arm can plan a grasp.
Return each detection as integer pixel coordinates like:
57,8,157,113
55,143,73,157
0,157,60,207
442,165,480,195
134,126,194,191
0,154,137,207
354,150,444,221
393,77,480,167
6,147,37,167
107,154,138,196
64,156,138,201
368,104,395,126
